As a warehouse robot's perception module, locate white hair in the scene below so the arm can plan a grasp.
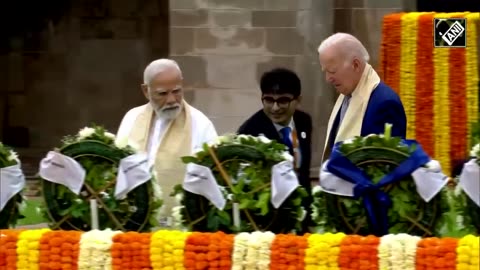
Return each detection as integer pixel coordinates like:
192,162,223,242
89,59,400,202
143,58,183,85
317,33,370,63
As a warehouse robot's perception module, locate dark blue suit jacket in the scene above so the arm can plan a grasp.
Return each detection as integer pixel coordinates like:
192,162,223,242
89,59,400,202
326,82,407,155
361,82,407,137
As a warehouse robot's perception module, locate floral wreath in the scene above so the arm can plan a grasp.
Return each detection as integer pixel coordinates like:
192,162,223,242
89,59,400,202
40,125,163,232
312,128,444,236
0,142,25,229
171,134,308,234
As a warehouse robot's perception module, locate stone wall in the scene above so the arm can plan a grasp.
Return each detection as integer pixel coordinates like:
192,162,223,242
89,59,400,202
333,0,415,70
169,0,335,176
0,0,169,175
1,0,419,177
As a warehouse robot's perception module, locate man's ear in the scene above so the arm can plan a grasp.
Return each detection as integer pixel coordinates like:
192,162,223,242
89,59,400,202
296,95,302,104
352,58,362,72
141,84,149,100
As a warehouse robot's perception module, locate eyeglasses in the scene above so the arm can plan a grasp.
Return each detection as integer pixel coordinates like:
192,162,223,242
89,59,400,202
262,96,295,108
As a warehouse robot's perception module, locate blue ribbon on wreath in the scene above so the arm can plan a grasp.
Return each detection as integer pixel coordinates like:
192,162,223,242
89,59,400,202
326,139,430,236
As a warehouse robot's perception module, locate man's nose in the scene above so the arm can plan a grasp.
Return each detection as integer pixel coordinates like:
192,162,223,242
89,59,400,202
326,73,334,83
166,92,177,104
272,102,280,111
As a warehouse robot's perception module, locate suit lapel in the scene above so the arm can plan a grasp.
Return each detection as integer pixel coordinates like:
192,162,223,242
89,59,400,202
323,96,344,159
336,95,366,141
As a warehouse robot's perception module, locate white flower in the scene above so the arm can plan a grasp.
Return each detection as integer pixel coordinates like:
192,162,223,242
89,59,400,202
128,141,141,151
209,135,233,147
78,229,122,269
7,150,19,163
297,207,306,221
425,160,442,172
175,193,184,203
282,151,294,162
104,132,116,139
363,134,384,140
171,206,184,228
114,136,128,148
78,127,95,139
312,185,322,194
471,143,480,157
151,179,163,200
257,135,272,144
237,134,250,140
232,233,250,270
99,192,110,199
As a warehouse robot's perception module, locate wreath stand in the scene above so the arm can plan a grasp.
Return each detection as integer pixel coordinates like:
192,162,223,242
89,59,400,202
42,140,155,232
324,145,441,237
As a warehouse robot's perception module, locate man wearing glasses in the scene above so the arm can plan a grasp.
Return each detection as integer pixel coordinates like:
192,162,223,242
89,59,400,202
237,68,313,232
116,58,217,222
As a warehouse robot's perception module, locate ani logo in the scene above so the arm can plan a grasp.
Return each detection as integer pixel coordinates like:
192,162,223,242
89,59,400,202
434,18,467,48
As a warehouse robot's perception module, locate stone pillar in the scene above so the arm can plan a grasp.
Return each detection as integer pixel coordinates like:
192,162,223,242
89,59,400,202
169,0,335,177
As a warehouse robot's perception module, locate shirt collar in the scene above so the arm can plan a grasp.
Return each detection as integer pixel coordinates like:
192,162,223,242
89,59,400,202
273,118,295,132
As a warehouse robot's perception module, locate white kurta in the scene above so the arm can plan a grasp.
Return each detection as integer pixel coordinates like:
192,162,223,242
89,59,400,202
116,104,218,164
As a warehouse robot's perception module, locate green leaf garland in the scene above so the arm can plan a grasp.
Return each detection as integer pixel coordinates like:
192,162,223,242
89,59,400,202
312,133,442,236
40,125,163,232
171,134,307,234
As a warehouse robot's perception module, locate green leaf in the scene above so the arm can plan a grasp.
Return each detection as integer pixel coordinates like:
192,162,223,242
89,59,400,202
181,156,198,164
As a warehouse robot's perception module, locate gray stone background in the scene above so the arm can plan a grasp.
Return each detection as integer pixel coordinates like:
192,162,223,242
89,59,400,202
1,0,415,179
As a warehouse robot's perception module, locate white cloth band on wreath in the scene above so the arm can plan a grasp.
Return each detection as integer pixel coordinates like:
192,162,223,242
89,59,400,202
0,164,26,211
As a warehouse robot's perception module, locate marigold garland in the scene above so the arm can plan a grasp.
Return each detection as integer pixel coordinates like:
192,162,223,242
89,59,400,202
465,13,480,150
16,229,50,270
269,234,308,270
184,231,234,270
304,232,345,270
111,231,152,270
416,237,458,270
1,229,480,269
150,230,190,270
380,12,480,175
380,13,405,91
0,230,23,270
338,235,380,270
38,230,81,270
448,14,468,170
415,12,435,156
400,12,420,139
433,13,452,175
456,234,480,270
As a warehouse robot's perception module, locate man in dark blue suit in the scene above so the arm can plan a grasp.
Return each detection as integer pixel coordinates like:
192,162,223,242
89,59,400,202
237,68,313,232
317,33,407,162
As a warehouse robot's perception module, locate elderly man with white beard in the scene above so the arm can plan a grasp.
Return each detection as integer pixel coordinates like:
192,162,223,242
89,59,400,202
116,58,218,223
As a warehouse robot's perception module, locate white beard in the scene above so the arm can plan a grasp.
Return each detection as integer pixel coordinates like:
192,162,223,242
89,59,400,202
150,101,182,120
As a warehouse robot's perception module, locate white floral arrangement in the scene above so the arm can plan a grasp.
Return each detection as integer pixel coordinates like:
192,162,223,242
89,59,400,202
171,133,308,234
41,125,164,232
